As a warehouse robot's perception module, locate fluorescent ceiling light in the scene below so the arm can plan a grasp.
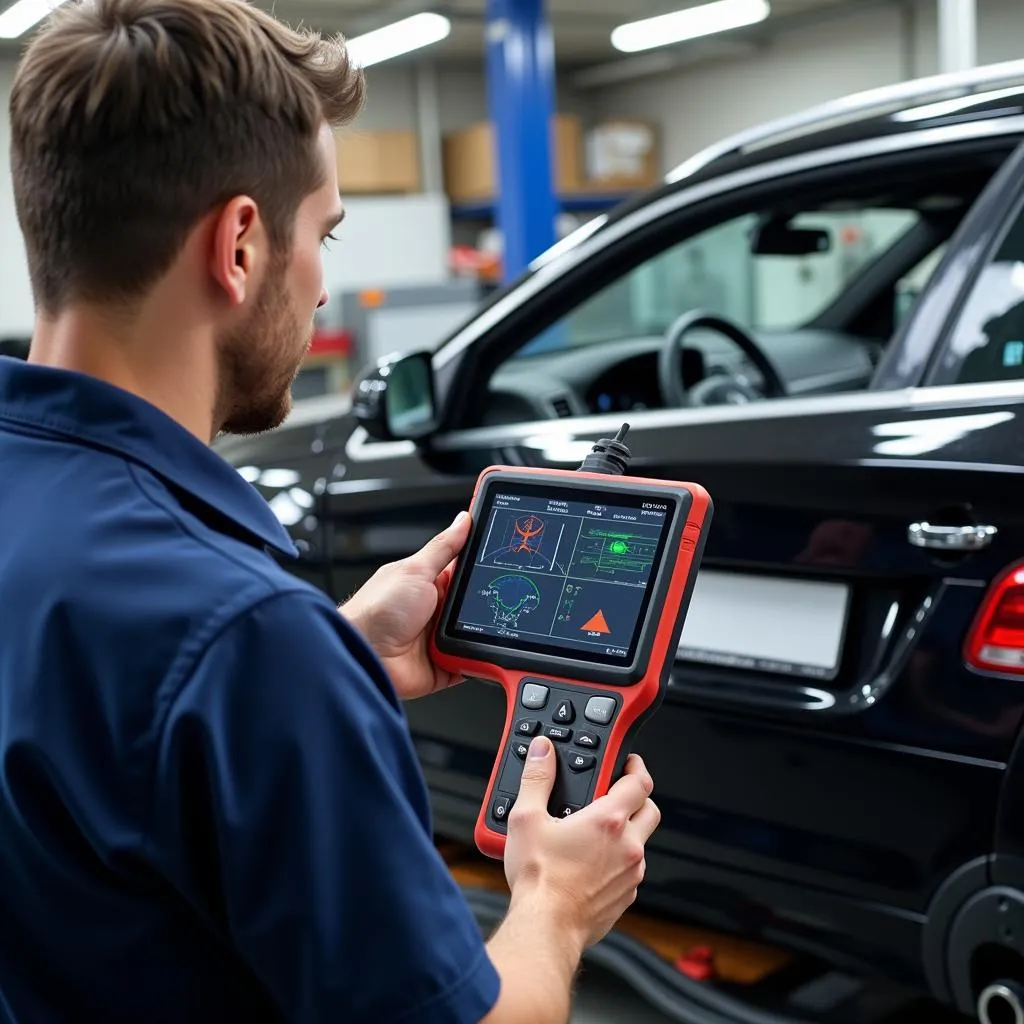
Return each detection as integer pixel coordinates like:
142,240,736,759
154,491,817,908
612,0,770,54
347,12,451,68
0,0,68,38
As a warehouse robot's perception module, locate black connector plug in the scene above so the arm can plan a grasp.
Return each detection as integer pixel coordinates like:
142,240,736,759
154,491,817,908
577,423,632,476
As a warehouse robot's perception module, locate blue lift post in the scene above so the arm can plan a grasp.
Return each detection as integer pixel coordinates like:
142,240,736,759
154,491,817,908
485,0,558,282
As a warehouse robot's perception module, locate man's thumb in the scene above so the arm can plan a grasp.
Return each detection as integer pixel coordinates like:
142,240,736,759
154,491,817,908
516,736,556,809
413,510,471,578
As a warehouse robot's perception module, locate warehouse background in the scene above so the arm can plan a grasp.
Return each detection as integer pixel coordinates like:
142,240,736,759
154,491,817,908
0,0,1018,342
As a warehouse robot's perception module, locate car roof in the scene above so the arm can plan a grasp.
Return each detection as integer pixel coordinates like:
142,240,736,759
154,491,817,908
587,58,1024,236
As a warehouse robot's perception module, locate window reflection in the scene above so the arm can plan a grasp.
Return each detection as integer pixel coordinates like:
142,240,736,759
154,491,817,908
518,206,922,357
941,209,1024,384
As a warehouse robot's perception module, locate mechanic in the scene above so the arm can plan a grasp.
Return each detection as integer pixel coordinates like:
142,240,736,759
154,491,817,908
0,1,661,1022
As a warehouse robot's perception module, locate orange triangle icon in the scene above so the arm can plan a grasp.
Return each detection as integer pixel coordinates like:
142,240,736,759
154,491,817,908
581,610,611,634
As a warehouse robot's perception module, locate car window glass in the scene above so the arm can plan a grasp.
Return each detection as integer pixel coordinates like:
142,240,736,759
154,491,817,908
895,244,948,328
519,206,922,357
930,204,1024,385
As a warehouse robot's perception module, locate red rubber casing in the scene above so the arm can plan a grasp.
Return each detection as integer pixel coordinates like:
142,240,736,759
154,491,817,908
429,466,713,861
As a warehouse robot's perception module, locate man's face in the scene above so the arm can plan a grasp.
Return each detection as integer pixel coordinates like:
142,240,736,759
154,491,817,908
218,124,342,436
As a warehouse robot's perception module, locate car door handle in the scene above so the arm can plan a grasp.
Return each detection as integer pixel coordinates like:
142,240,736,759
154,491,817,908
908,521,997,551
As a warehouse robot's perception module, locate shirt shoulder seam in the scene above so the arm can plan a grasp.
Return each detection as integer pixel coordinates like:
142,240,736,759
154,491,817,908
124,460,281,583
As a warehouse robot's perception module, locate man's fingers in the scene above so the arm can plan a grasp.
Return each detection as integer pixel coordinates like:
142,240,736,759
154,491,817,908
434,562,456,603
622,753,651,780
410,511,471,580
627,798,662,843
620,754,654,796
601,772,651,818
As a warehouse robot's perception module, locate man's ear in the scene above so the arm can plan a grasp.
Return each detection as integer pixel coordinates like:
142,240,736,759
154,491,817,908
209,196,263,307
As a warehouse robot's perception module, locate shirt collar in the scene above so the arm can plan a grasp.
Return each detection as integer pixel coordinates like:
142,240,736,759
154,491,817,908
0,357,298,558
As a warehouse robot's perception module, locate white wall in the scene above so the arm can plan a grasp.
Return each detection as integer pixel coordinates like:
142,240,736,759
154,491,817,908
353,66,419,131
914,0,1024,76
359,65,593,134
321,194,452,294
589,0,1024,173
0,59,33,337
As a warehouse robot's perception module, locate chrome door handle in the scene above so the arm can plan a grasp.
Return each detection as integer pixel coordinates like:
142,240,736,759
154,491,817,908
908,521,997,551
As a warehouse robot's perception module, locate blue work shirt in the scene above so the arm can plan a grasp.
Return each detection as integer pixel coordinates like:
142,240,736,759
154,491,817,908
0,357,500,1023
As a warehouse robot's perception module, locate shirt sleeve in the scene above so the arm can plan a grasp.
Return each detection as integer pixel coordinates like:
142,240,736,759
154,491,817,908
145,587,501,1024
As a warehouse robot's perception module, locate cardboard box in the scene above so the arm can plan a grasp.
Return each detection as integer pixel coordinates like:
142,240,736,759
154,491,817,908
583,118,660,191
336,129,421,195
443,114,583,203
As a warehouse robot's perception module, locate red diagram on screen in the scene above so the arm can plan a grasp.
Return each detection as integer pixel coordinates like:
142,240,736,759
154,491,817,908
513,516,544,554
483,510,567,573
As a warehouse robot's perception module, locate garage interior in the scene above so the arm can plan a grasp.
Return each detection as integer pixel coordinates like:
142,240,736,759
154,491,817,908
274,1,1016,1020
1,0,1023,1022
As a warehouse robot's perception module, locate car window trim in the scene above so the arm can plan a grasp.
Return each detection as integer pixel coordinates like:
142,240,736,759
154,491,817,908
344,376,1024,463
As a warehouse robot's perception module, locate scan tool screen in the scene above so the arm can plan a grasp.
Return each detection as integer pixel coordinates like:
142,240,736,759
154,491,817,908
446,481,672,666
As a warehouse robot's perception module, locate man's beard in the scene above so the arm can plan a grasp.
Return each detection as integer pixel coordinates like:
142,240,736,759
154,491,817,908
215,259,313,437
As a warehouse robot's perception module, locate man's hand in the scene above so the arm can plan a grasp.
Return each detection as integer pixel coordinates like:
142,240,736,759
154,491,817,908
339,511,471,700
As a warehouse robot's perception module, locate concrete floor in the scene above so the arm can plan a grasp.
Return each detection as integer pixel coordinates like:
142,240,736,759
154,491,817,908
568,966,972,1024
571,965,674,1023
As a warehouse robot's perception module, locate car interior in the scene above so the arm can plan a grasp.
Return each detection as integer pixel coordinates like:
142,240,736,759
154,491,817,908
473,160,1006,427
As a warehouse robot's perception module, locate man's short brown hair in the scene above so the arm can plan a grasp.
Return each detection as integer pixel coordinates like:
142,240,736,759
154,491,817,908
9,0,364,314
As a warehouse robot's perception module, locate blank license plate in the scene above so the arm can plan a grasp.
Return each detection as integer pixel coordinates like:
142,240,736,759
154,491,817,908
678,571,851,681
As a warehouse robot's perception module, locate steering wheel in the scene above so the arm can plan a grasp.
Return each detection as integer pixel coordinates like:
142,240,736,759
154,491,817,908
657,309,788,408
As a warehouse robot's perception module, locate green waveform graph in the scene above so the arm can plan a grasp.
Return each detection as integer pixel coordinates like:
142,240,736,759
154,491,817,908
569,525,658,581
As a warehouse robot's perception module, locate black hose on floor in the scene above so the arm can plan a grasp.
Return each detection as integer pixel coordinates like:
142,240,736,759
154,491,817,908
462,887,815,1024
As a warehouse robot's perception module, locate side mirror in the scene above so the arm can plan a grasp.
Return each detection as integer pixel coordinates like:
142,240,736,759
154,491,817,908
352,350,439,442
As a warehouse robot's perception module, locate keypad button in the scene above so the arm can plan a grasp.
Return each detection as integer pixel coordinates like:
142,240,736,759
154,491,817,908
555,803,581,818
515,718,540,737
575,731,600,749
553,699,576,725
567,751,597,773
546,725,572,743
491,796,513,823
511,740,531,761
521,683,549,710
584,696,616,725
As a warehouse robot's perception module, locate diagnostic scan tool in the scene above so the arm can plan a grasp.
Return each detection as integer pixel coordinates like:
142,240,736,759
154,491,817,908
430,425,712,859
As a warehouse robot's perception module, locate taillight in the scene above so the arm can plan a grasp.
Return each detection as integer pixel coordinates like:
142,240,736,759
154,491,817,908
966,562,1024,674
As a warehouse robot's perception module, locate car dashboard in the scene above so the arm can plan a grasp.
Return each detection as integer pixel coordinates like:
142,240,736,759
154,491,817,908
480,329,882,425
